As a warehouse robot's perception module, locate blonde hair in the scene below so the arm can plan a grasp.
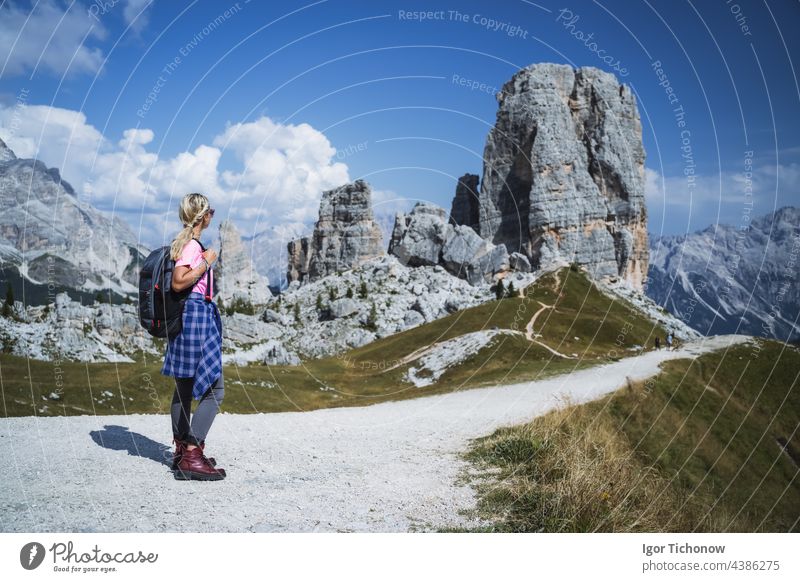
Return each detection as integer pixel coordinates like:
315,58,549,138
170,193,210,260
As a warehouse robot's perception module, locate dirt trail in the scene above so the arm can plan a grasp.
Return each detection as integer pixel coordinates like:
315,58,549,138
0,335,750,532
524,302,553,341
521,301,576,359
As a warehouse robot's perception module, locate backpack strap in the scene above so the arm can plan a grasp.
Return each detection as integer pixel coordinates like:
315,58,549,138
195,239,213,302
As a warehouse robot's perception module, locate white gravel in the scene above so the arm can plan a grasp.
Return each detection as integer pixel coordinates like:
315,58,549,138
404,330,507,387
0,335,750,533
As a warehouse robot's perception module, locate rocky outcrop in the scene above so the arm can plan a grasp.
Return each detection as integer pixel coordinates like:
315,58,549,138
0,138,147,300
0,288,300,365
389,202,511,285
271,254,508,359
469,63,648,290
441,225,510,284
216,219,272,306
286,237,312,284
0,138,16,163
0,292,157,363
509,252,531,273
449,173,480,232
388,203,450,267
287,179,384,284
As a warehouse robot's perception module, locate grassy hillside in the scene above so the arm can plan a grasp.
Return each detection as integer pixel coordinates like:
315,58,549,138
1,268,667,417
462,340,800,532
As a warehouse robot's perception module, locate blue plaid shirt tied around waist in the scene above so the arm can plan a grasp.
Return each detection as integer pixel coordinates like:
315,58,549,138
161,293,223,400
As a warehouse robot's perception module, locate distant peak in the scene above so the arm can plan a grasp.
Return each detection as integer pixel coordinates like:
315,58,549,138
219,218,238,232
0,137,17,163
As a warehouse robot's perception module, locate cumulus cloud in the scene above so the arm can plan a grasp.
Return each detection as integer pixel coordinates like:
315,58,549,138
214,116,350,224
0,0,106,77
0,102,354,251
0,104,105,186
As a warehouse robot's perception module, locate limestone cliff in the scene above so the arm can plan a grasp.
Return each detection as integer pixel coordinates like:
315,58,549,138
287,179,384,283
452,63,648,289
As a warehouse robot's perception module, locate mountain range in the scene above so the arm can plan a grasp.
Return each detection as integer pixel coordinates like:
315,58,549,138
646,206,800,342
0,137,147,305
1,62,797,345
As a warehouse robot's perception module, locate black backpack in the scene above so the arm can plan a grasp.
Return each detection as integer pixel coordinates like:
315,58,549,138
138,240,211,339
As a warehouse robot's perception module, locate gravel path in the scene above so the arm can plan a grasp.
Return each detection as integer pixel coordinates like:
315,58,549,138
0,335,749,532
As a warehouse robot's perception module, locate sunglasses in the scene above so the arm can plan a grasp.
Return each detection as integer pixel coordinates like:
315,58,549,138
207,208,215,217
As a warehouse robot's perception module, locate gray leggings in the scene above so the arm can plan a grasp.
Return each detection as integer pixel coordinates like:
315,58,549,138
170,371,224,446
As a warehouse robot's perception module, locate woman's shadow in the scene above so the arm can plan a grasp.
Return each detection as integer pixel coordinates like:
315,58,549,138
90,425,172,467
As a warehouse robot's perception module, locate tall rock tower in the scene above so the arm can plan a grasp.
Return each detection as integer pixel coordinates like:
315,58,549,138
457,63,648,289
286,179,384,284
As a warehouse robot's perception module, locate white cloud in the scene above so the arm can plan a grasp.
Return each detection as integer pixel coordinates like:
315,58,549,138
371,188,412,217
122,0,153,33
0,1,106,77
0,103,353,252
214,116,350,224
370,188,413,250
0,104,105,187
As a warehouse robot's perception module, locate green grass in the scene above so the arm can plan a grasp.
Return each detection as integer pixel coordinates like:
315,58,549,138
1,268,667,417
461,340,800,532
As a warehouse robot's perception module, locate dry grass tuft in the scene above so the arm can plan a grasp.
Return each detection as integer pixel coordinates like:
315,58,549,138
466,393,738,532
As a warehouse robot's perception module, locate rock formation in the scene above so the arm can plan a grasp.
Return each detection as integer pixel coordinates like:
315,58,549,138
0,137,16,163
0,288,300,365
449,173,480,231
389,202,510,285
452,63,648,290
286,237,311,284
287,179,384,283
216,219,272,306
274,254,505,359
388,203,450,267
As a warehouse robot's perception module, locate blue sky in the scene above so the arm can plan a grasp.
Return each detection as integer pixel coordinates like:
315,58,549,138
1,0,798,251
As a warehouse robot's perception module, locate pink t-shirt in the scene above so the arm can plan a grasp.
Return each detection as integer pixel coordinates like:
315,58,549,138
175,239,213,297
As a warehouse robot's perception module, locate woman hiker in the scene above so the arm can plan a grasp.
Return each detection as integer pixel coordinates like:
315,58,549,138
161,192,227,481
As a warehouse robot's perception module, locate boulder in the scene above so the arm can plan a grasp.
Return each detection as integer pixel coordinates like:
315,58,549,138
388,203,510,285
387,203,449,267
261,340,301,366
403,310,425,328
441,224,509,285
329,298,359,318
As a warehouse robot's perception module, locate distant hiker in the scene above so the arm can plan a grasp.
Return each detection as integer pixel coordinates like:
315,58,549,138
655,336,661,350
666,332,674,351
161,193,227,481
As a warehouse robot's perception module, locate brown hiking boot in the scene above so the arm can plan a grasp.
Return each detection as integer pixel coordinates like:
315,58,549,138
171,438,216,470
171,437,183,470
174,445,226,481
198,440,216,467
